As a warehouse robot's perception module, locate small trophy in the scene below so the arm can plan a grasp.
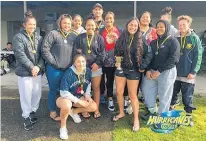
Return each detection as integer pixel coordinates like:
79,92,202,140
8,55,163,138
115,56,123,70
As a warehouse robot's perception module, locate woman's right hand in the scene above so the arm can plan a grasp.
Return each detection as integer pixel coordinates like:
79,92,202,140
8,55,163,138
31,66,40,77
78,100,89,108
146,71,152,80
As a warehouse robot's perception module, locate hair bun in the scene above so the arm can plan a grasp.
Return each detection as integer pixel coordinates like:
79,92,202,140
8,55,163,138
163,7,172,15
25,10,33,17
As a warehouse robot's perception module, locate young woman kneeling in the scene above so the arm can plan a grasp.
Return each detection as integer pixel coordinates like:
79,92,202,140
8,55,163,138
56,54,97,140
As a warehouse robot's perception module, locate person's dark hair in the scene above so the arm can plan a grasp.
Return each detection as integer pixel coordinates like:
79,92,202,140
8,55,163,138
116,18,143,67
85,17,96,26
105,11,115,19
23,10,36,24
87,13,95,20
161,7,173,23
203,30,206,35
139,11,153,27
73,54,86,63
57,14,72,29
7,42,12,45
73,14,83,22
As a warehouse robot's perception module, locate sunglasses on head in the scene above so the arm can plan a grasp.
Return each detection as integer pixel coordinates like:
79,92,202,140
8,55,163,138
62,14,72,19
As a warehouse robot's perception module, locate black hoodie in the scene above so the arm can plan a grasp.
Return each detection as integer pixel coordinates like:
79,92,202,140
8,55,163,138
148,20,180,72
114,18,153,71
74,33,105,68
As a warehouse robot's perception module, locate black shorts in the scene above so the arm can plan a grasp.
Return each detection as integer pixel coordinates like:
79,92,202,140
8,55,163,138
115,69,140,80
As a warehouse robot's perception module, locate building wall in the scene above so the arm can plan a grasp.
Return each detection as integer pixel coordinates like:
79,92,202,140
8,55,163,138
1,21,8,49
1,1,206,47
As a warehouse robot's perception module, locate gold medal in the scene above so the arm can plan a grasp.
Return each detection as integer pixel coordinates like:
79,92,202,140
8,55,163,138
26,31,36,54
88,50,91,54
32,50,36,54
87,34,94,54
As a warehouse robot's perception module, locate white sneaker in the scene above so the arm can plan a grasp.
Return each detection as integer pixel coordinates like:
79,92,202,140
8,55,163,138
108,100,115,111
60,127,68,140
4,68,10,73
70,109,81,123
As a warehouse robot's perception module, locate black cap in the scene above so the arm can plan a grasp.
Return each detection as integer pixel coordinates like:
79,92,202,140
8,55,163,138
93,3,103,9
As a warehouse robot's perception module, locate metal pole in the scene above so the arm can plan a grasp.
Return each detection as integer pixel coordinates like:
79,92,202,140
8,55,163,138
24,1,27,15
134,1,137,18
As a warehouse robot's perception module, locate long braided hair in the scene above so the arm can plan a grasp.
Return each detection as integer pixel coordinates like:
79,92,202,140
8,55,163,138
116,18,143,68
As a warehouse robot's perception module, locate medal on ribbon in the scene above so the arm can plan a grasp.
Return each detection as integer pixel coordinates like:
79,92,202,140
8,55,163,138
155,52,158,55
26,31,36,54
32,50,36,54
77,72,86,94
156,35,171,55
60,30,70,44
87,34,94,54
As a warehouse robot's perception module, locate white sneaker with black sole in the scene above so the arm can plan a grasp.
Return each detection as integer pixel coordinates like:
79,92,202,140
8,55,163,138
23,117,33,131
60,127,69,140
108,100,115,111
70,108,81,123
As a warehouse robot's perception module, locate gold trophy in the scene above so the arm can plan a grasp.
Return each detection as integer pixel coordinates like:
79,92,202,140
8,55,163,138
115,56,123,70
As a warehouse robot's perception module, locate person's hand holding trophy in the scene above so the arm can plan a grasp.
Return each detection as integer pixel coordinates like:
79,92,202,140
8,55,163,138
115,56,123,70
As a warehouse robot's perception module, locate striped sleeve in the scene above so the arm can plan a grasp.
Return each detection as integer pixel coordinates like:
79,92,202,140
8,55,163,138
191,35,203,74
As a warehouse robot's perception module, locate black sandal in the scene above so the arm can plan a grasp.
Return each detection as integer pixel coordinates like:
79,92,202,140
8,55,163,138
50,115,61,121
94,112,101,119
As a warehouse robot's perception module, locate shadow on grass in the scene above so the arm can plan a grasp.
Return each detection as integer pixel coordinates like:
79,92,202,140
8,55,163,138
1,88,114,141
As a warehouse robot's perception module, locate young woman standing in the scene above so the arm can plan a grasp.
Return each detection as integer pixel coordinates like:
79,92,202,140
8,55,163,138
113,18,152,132
141,20,180,120
138,11,158,103
99,11,122,111
160,7,178,37
72,14,86,35
12,10,44,130
42,14,77,121
74,18,105,119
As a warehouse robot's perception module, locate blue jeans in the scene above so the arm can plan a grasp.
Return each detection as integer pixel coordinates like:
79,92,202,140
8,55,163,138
46,65,64,112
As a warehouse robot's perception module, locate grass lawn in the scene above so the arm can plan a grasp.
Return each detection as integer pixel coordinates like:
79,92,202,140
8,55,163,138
113,95,206,141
